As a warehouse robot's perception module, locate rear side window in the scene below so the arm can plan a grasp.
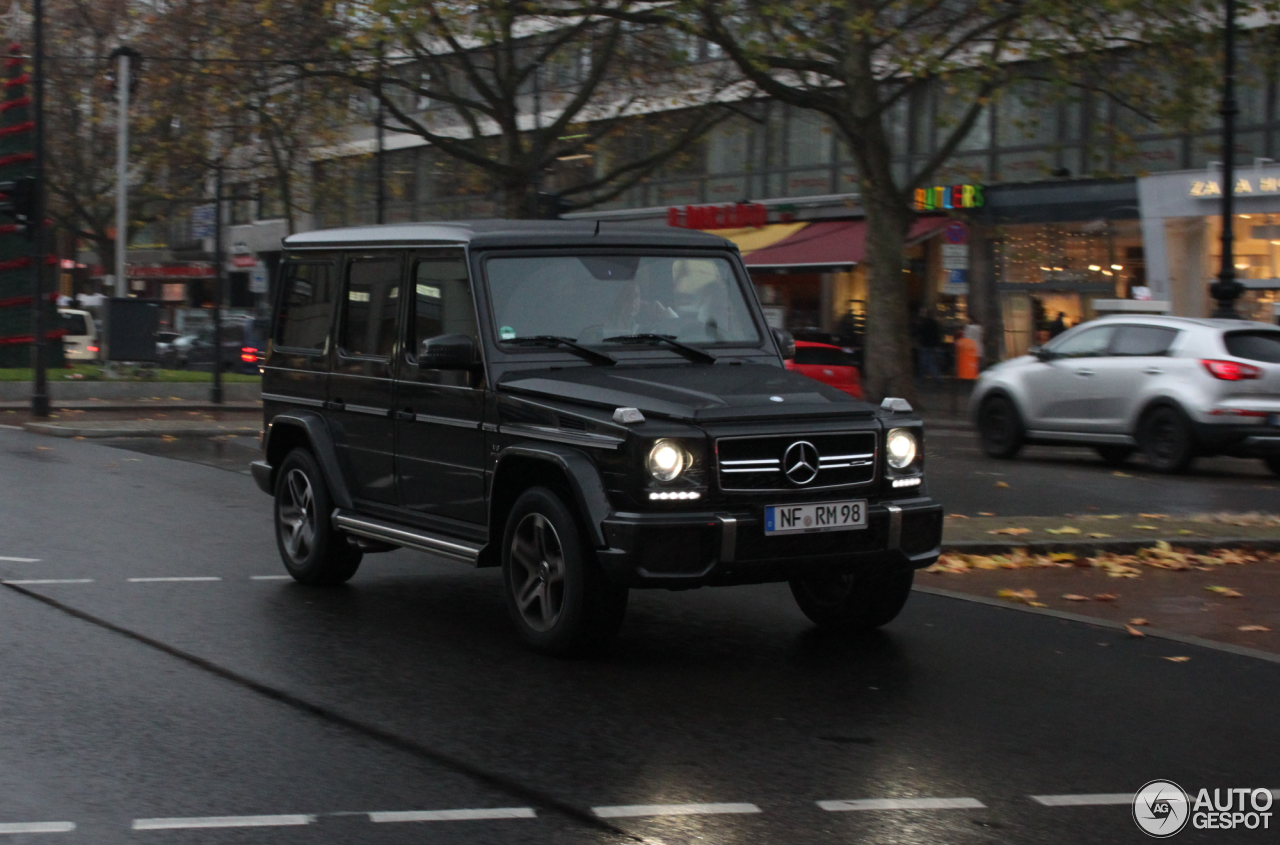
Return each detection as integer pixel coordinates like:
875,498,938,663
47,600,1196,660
276,262,336,351
410,256,477,352
1225,330,1280,363
1110,325,1177,356
339,258,401,358
794,346,853,367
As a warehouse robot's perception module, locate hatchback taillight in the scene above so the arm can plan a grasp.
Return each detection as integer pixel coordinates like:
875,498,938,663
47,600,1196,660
1202,359,1261,380
240,346,257,363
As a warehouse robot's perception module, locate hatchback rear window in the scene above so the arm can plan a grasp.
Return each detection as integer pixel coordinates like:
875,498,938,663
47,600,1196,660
1225,330,1280,363
60,313,88,336
794,346,854,367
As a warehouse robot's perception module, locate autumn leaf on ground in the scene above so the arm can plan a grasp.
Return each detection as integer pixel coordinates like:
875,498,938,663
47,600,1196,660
1062,594,1091,601
1125,624,1146,638
1129,618,1150,626
1138,514,1168,519
1028,601,1048,607
160,435,179,443
1177,529,1196,535
997,588,1037,604
1205,586,1243,597
1094,593,1119,601
1238,624,1271,632
995,481,1010,488
988,527,1032,536
946,514,969,519
1049,552,1077,562
1046,526,1082,535
1088,532,1113,538
1164,656,1191,663
1098,514,1121,519
978,512,996,516
1112,471,1131,477
1132,525,1158,530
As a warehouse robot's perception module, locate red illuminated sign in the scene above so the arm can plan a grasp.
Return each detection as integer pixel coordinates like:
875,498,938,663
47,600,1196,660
667,203,768,229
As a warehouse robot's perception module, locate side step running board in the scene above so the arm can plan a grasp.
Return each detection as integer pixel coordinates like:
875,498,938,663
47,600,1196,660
332,510,484,565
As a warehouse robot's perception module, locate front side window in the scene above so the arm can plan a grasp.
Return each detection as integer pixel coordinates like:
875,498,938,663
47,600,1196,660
1048,325,1114,358
339,258,401,358
485,254,759,346
1111,325,1177,356
275,262,336,351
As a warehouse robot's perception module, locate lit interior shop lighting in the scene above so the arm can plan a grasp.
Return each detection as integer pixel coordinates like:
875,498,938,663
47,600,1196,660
1111,264,1123,270
1088,264,1101,271
649,491,702,501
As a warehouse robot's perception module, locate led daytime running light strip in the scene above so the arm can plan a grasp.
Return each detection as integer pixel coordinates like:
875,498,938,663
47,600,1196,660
891,477,922,488
648,491,702,500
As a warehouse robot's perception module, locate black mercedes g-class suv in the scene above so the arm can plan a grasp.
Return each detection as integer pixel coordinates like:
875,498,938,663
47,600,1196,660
251,220,942,653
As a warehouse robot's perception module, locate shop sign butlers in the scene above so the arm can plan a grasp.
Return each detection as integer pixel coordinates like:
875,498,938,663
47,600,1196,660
668,202,768,229
913,184,984,212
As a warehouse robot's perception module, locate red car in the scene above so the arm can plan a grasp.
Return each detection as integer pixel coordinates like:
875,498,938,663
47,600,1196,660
785,340,863,399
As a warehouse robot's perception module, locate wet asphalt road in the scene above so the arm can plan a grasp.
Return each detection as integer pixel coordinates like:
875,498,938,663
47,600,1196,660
1,427,1278,844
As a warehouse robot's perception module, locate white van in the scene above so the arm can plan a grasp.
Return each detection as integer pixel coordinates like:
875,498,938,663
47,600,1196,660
58,308,99,361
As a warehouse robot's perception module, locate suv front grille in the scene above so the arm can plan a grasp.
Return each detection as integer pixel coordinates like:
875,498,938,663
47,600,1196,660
716,431,877,492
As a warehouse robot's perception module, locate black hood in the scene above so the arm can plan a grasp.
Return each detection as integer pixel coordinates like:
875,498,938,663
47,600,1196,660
498,363,875,421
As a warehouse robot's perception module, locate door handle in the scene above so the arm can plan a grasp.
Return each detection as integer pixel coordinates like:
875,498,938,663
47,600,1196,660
1074,369,1095,376
395,408,415,421
326,399,346,411
1143,368,1163,375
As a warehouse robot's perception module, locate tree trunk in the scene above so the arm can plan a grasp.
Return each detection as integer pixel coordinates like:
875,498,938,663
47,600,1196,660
967,224,1005,366
861,192,916,405
499,180,537,219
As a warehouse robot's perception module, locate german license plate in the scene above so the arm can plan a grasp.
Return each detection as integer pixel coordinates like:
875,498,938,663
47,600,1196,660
765,500,867,535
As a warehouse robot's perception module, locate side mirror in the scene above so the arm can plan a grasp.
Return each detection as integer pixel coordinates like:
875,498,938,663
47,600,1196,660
771,327,795,360
1031,346,1058,362
419,333,478,369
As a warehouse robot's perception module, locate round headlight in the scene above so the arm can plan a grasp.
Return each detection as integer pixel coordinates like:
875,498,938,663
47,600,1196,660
647,440,686,482
886,428,918,470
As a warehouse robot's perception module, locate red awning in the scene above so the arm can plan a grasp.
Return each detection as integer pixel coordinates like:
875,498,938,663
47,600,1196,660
743,217,949,269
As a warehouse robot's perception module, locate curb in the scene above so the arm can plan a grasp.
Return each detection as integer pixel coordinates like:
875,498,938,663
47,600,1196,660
913,584,1280,665
0,401,261,412
23,422,261,439
941,537,1280,555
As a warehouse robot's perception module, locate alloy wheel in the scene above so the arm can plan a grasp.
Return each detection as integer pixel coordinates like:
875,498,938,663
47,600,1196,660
278,468,317,562
510,513,566,632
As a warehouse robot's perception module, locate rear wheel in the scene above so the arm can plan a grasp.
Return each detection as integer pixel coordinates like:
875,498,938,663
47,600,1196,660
502,487,628,655
1094,445,1134,466
790,570,914,631
1138,406,1196,473
978,395,1024,459
274,448,362,585
1264,456,1280,477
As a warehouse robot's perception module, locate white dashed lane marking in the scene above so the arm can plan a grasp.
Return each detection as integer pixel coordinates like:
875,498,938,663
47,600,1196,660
127,577,222,583
0,821,75,834
1032,793,1133,806
369,808,536,823
818,797,986,811
592,803,762,818
0,556,41,562
132,815,314,830
250,575,292,580
2,579,94,585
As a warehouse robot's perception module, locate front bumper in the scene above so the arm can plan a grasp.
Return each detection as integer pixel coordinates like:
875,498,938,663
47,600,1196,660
596,496,943,588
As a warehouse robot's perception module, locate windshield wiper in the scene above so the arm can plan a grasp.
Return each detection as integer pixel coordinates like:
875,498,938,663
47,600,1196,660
503,335,616,366
603,333,716,364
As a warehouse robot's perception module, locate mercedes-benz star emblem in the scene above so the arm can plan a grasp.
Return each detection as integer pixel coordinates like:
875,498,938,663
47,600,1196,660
783,440,819,485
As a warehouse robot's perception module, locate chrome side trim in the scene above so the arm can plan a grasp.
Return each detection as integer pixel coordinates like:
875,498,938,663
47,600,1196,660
499,423,623,449
717,516,737,564
1244,436,1280,445
482,422,498,433
886,504,903,551
345,404,390,417
1026,430,1136,445
414,413,481,430
332,510,482,564
261,392,325,408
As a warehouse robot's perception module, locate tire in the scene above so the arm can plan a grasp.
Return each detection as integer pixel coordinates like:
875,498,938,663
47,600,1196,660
978,395,1024,459
501,487,628,655
274,448,362,585
1138,405,1196,473
1094,445,1134,466
789,569,915,631
1264,456,1280,477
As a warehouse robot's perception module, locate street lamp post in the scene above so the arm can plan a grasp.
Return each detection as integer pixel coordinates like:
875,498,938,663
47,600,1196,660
29,0,48,417
211,164,223,404
1211,0,1244,318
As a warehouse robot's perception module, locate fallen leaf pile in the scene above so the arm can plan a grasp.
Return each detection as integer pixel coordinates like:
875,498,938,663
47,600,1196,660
925,541,1280,579
996,588,1046,607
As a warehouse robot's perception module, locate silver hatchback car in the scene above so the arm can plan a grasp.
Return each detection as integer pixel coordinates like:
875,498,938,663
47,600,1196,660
970,315,1280,474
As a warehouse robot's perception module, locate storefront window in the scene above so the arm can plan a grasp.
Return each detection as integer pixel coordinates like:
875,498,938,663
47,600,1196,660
996,81,1057,149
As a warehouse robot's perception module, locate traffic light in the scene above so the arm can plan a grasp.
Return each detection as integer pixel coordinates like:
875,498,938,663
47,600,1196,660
0,176,35,238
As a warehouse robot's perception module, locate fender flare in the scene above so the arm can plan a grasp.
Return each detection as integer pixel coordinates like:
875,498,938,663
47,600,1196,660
264,411,354,511
491,442,612,549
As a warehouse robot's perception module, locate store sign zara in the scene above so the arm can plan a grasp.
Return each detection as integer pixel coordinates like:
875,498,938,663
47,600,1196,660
1190,176,1280,196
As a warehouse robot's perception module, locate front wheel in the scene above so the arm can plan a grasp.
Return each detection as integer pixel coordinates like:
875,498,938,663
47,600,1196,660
502,487,628,655
790,570,914,631
978,395,1024,459
1138,406,1196,473
274,448,362,585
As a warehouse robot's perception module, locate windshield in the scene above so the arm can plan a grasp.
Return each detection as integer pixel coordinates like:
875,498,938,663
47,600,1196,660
485,255,760,346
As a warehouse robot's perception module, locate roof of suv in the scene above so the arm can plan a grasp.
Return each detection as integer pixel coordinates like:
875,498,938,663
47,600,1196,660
283,219,736,251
